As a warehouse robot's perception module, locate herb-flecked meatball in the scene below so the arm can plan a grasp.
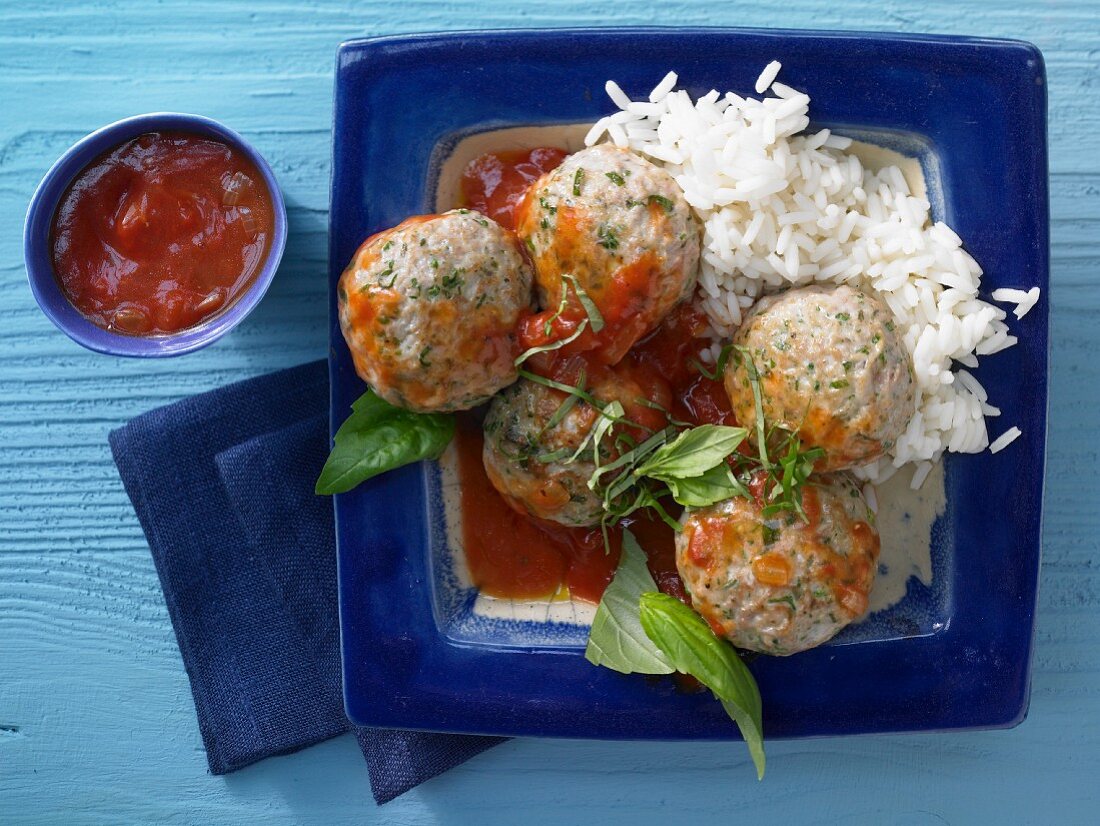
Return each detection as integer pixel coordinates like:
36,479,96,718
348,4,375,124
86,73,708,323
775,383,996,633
724,285,915,471
515,145,700,364
338,210,533,413
676,474,880,656
482,377,607,527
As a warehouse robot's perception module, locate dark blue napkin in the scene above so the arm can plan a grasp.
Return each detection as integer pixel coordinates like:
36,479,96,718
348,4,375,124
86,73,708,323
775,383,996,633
108,360,504,804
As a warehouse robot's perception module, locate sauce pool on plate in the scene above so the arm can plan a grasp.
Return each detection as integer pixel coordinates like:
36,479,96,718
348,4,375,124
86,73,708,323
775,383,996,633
459,146,566,231
454,413,688,605
50,131,275,335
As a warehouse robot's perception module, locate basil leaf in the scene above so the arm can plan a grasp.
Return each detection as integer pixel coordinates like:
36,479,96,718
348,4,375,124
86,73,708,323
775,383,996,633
635,425,747,480
639,591,765,779
665,462,747,507
350,387,403,422
584,530,674,675
720,699,767,782
315,391,455,495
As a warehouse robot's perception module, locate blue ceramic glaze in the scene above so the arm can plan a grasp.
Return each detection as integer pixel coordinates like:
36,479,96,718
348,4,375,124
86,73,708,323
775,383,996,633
328,28,1048,740
24,113,287,357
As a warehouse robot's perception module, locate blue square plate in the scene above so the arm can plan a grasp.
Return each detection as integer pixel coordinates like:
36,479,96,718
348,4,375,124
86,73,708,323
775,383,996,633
328,28,1048,739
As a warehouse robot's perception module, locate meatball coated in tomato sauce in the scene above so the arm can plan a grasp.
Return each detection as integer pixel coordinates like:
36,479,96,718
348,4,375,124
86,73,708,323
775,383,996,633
724,285,915,471
482,377,607,528
676,474,880,656
515,145,701,364
481,368,655,528
338,210,533,413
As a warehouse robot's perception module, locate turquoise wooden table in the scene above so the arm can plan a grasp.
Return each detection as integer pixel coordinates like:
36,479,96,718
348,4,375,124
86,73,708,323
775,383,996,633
2,2,1097,823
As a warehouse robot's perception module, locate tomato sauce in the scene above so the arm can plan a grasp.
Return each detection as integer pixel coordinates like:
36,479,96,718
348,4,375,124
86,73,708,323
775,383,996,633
460,147,567,231
50,131,275,335
455,414,683,604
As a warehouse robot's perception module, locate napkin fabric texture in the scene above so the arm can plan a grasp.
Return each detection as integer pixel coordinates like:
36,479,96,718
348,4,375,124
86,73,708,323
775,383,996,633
108,359,504,804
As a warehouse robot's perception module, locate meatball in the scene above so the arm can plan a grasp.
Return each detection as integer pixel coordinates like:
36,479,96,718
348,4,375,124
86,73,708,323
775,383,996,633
515,145,700,363
338,210,533,413
482,377,607,527
676,474,880,656
724,285,914,471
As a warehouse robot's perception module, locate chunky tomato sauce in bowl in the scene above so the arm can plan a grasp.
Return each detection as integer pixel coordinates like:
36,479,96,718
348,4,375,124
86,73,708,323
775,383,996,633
24,113,286,356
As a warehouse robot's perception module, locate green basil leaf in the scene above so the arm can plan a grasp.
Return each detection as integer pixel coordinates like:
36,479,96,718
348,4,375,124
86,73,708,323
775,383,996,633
315,391,455,495
350,387,403,422
635,425,747,480
584,530,674,675
639,591,765,779
720,699,767,782
665,462,747,507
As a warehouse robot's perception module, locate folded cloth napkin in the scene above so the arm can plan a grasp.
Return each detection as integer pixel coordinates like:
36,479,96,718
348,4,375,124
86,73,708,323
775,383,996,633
108,360,504,804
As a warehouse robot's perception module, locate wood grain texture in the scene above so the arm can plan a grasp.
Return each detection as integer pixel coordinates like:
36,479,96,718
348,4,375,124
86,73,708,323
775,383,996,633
1,1,1097,823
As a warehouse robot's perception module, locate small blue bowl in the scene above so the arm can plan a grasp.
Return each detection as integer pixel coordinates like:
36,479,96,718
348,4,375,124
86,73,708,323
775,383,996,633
24,112,287,357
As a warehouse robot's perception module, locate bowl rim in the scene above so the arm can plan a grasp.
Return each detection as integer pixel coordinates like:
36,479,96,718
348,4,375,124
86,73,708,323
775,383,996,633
23,111,288,357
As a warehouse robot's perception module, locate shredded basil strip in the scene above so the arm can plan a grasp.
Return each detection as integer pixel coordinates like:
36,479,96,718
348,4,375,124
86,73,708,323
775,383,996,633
736,346,770,466
543,285,571,336
518,368,608,414
692,343,734,381
542,369,586,433
561,273,605,333
514,319,589,367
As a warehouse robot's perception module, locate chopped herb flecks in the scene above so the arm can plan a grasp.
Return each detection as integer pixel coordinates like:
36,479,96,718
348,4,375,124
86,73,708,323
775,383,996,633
648,194,675,213
376,261,396,288
597,224,620,251
767,594,798,613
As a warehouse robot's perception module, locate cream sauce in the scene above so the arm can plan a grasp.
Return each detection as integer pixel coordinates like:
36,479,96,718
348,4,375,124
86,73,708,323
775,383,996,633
435,124,944,625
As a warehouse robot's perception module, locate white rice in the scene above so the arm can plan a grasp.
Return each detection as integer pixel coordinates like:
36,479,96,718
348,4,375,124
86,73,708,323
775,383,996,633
992,286,1041,319
754,61,782,94
588,67,1041,479
989,427,1022,454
